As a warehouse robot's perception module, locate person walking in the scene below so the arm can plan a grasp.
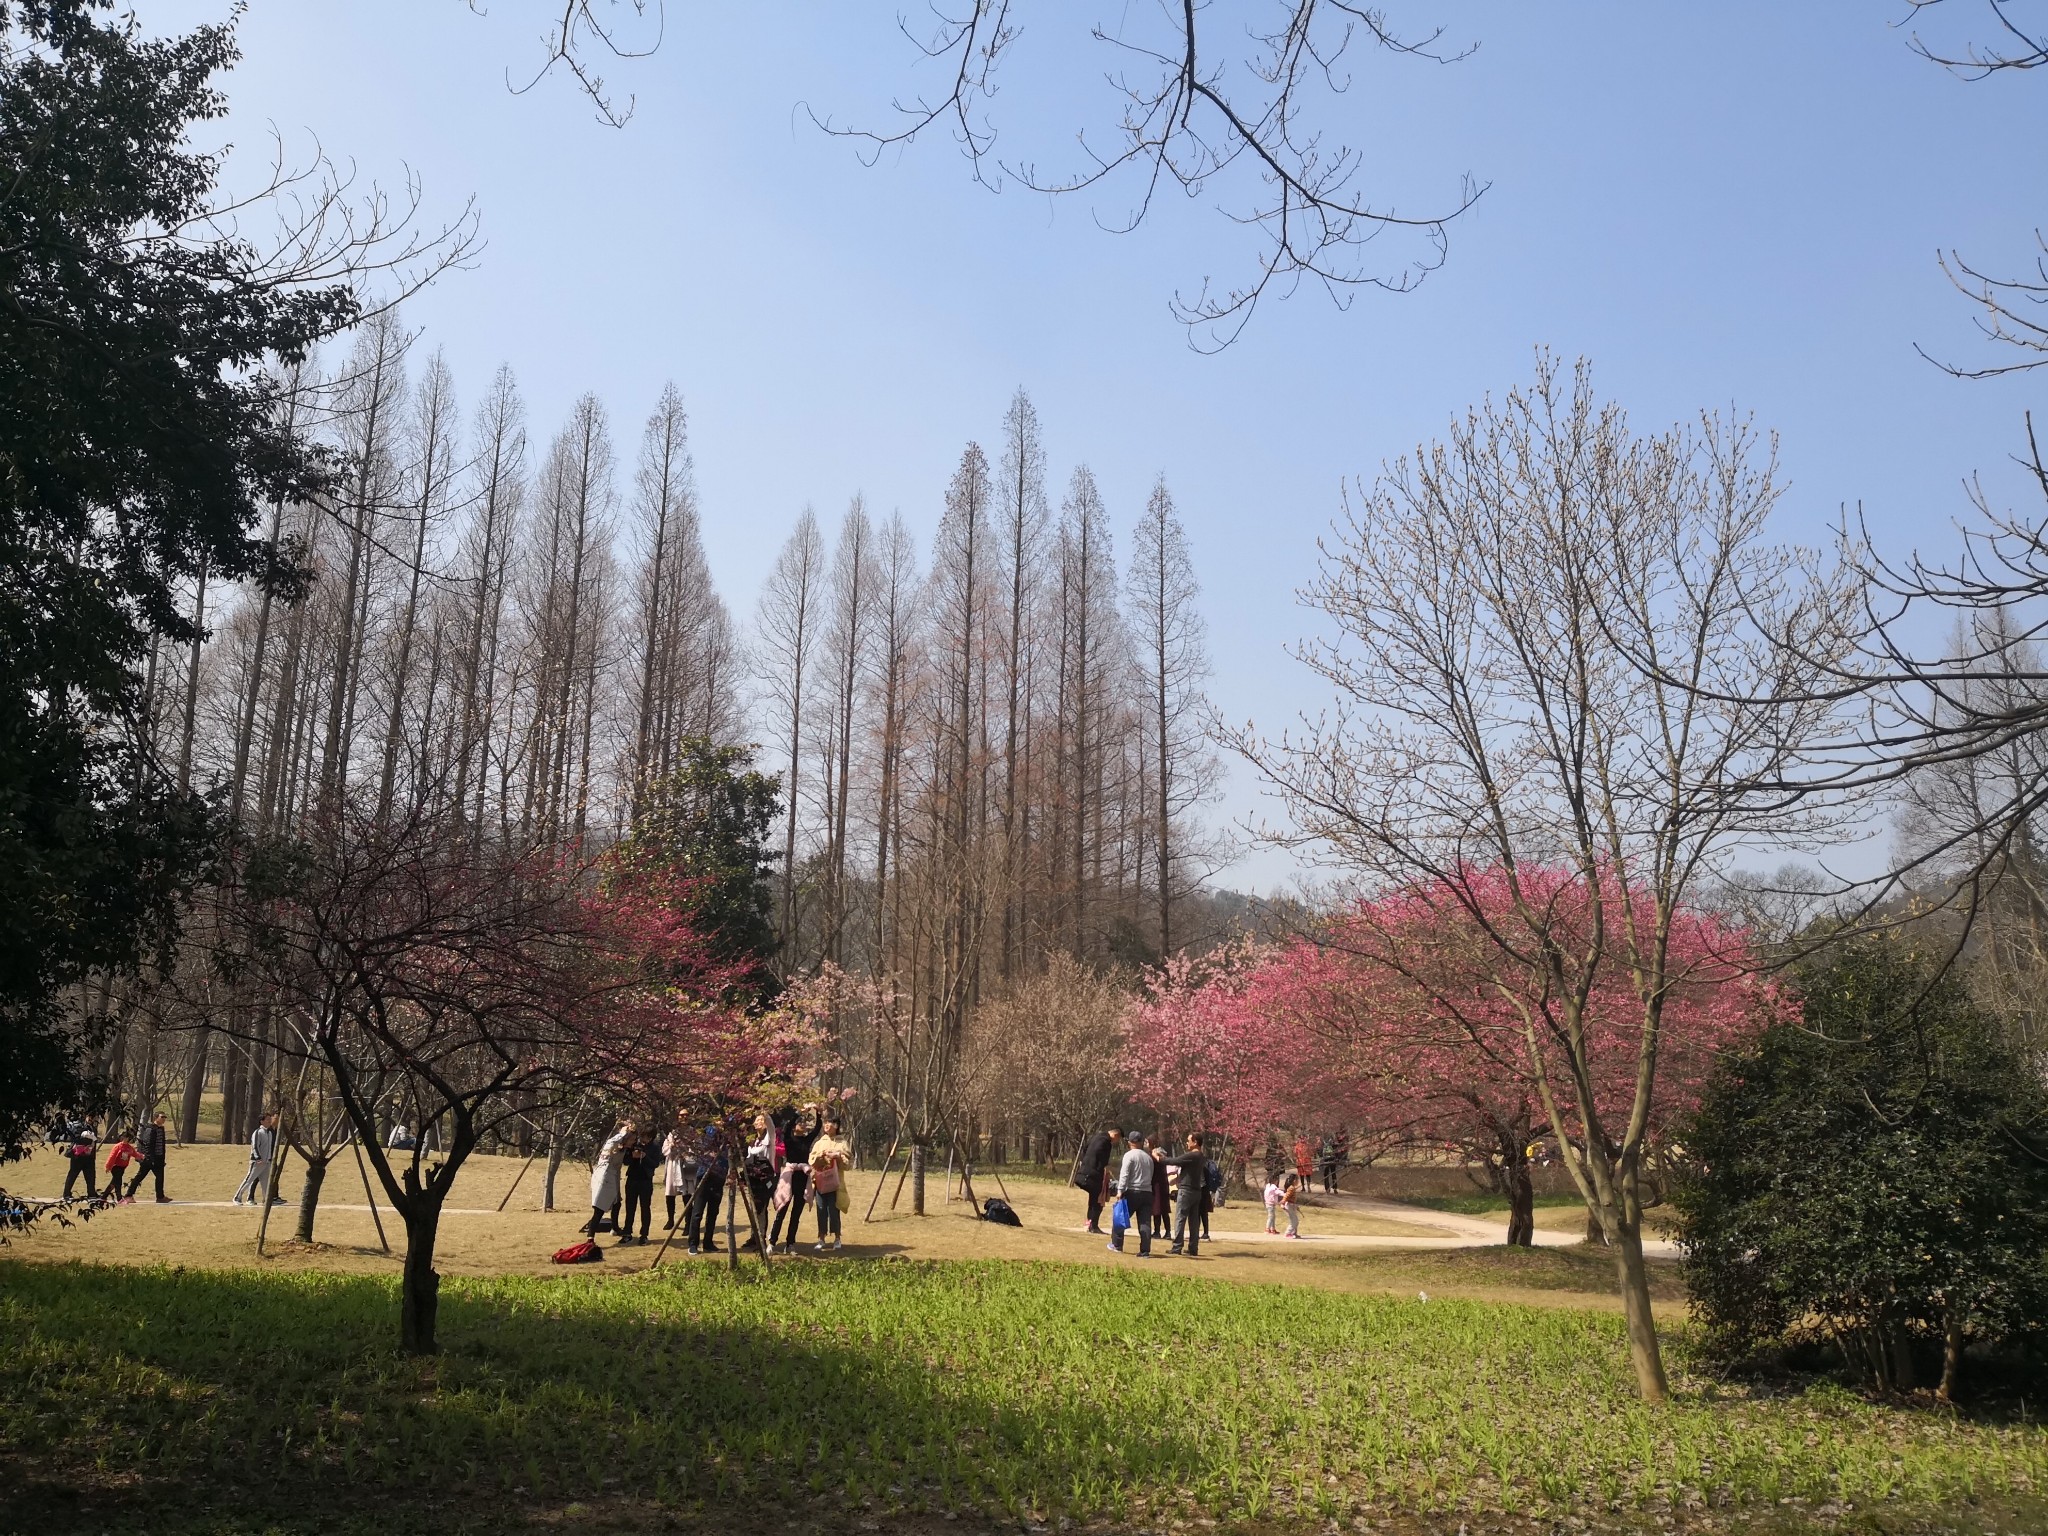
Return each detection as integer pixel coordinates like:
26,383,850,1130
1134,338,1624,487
60,1122,98,1200
103,1132,142,1203
1108,1133,1155,1256
660,1117,693,1230
1262,1173,1284,1233
1169,1134,1210,1257
808,1116,851,1252
131,1112,169,1201
619,1130,657,1244
685,1126,727,1255
232,1113,278,1205
1072,1125,1120,1233
1281,1171,1304,1238
584,1120,633,1234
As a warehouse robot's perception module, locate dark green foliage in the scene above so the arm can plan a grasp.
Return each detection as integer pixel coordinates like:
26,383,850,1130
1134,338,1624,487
0,1,350,1154
614,738,781,997
1675,937,2048,1395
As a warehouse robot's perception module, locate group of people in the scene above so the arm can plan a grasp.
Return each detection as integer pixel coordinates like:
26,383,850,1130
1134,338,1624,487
584,1106,852,1256
1071,1127,1224,1258
53,1114,171,1203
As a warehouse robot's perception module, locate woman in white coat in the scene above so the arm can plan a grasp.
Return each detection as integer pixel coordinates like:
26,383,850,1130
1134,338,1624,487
584,1120,634,1234
660,1115,694,1229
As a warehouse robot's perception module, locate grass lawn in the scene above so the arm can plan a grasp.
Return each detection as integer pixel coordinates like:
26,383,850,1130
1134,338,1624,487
4,1257,2042,1536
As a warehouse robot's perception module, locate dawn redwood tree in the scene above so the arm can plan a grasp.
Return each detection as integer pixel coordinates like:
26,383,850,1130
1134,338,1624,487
1244,356,1863,1400
229,796,754,1354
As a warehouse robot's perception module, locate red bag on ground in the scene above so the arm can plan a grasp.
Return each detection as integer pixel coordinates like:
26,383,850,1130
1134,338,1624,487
551,1239,603,1264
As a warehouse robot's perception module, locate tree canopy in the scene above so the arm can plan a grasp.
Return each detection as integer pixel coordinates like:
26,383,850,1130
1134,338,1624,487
0,0,354,1155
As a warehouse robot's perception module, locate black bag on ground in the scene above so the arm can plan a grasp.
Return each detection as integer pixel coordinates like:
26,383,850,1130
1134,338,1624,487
980,1197,1022,1227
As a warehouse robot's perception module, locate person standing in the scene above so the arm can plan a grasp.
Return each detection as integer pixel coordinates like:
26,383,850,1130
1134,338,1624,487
131,1112,169,1201
1292,1131,1313,1191
1281,1171,1304,1238
660,1116,693,1230
60,1122,98,1200
232,1113,277,1205
1169,1133,1209,1257
742,1112,777,1253
584,1120,633,1234
1108,1133,1154,1256
1072,1126,1121,1234
1149,1139,1173,1238
1318,1135,1340,1194
685,1127,727,1255
770,1108,817,1254
808,1116,851,1252
619,1130,657,1244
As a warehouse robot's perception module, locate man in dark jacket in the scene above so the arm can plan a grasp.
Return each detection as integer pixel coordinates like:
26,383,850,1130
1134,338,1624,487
1072,1126,1121,1234
1169,1134,1211,1257
131,1112,169,1202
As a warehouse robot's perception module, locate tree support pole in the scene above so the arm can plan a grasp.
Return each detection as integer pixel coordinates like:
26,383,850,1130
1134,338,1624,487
353,1137,391,1254
497,1150,537,1213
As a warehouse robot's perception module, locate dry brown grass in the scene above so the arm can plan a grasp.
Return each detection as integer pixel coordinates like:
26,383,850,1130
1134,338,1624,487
6,1142,1679,1312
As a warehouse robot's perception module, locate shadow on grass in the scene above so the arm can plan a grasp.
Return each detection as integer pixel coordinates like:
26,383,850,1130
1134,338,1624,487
0,1258,1196,1536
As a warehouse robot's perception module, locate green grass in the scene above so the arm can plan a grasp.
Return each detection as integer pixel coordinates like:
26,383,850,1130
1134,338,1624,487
3,1258,2042,1535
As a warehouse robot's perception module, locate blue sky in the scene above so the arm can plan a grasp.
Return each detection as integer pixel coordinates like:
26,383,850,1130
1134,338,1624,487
150,1,2045,889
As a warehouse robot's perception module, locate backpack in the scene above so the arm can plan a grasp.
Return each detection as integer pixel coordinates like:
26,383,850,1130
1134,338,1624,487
1203,1160,1223,1194
980,1197,1022,1227
551,1239,604,1264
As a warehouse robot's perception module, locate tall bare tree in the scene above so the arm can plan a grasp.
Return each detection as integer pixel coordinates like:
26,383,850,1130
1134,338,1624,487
755,508,825,957
1127,475,1217,958
1245,356,1862,1401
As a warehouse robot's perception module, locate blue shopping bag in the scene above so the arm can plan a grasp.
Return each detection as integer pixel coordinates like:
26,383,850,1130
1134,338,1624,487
1110,1196,1131,1235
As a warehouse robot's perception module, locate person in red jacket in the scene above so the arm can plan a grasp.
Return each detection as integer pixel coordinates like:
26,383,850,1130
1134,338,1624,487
103,1135,141,1204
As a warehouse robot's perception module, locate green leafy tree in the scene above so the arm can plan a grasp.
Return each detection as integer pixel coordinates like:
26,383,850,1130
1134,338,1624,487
1675,937,2048,1399
611,737,781,1000
0,0,357,1154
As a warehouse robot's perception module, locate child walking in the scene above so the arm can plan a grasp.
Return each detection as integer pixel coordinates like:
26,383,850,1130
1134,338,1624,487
1281,1171,1303,1238
1262,1175,1284,1234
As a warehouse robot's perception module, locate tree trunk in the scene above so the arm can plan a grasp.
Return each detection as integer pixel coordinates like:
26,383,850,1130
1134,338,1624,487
1937,1319,1965,1403
178,1027,210,1143
1610,1218,1669,1403
1505,1157,1535,1248
911,1142,927,1216
543,1140,563,1213
401,1206,443,1355
294,1155,329,1243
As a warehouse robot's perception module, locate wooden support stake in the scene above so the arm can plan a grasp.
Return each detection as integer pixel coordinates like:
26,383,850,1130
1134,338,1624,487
862,1131,902,1224
496,1150,537,1213
353,1137,390,1254
255,1141,288,1256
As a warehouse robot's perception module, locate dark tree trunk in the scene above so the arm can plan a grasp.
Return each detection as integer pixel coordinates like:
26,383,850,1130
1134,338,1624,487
1505,1158,1535,1247
911,1142,927,1215
293,1155,329,1243
178,1027,210,1143
401,1206,443,1355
